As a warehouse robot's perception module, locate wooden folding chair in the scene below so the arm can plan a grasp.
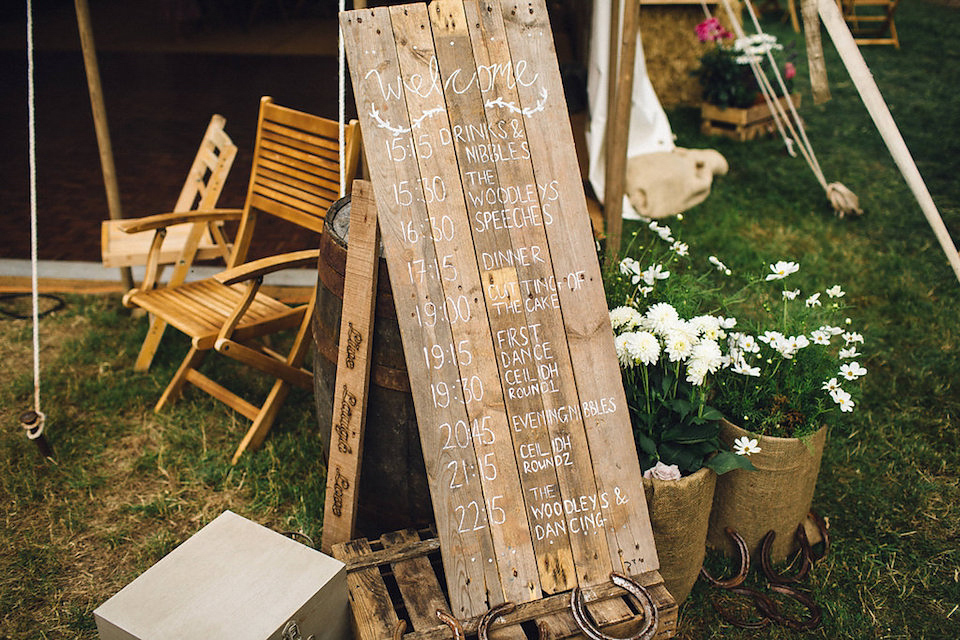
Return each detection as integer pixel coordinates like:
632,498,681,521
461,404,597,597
123,97,360,463
103,114,238,370
840,0,902,48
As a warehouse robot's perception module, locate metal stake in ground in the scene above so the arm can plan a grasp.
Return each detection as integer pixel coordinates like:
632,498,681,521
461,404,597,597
20,410,53,460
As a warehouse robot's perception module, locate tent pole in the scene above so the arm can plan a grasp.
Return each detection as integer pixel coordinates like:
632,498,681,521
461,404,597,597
604,0,640,257
74,0,132,290
818,0,960,285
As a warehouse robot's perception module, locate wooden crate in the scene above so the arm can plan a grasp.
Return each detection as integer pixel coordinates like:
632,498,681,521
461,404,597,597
701,94,802,141
332,529,677,640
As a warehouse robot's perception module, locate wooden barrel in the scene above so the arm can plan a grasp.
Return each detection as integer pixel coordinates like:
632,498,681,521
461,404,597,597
313,195,433,537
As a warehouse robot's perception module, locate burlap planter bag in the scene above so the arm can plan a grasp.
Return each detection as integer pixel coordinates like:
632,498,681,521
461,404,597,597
707,419,827,563
643,467,717,604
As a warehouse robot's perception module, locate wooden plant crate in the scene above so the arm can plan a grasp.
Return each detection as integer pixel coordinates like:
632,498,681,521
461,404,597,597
701,94,802,141
332,529,677,640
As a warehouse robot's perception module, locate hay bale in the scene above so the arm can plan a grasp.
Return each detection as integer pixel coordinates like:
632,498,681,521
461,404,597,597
639,2,741,107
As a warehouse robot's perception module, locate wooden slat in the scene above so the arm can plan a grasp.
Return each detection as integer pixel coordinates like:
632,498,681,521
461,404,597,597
321,180,381,553
334,538,401,640
501,0,659,577
341,6,500,619
383,530,449,632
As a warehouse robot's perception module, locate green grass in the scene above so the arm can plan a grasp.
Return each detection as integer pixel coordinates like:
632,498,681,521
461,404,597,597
2,2,960,638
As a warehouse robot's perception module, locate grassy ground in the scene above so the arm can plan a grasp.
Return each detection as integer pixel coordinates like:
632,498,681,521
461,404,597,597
2,1,959,638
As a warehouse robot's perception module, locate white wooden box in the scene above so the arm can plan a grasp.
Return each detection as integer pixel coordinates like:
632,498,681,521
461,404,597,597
94,511,348,640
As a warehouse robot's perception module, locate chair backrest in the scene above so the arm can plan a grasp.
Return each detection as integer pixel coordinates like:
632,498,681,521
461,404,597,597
229,97,361,268
174,114,238,213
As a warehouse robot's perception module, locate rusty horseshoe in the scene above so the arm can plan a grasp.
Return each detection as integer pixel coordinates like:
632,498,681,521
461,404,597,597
807,510,831,563
570,572,658,640
711,586,774,630
759,526,812,585
436,610,465,640
478,602,516,640
699,527,750,588
755,584,823,631
392,620,407,640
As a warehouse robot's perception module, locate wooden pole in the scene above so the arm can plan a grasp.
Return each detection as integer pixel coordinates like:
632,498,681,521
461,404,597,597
801,0,831,104
604,0,640,257
818,0,960,284
74,0,132,290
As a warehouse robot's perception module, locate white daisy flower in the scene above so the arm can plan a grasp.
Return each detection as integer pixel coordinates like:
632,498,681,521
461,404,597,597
826,285,845,298
670,241,689,257
843,331,864,344
765,261,800,281
641,264,670,285
731,355,761,377
806,292,822,307
811,329,832,345
717,315,737,330
733,436,762,456
708,255,732,275
782,289,800,300
820,325,845,336
830,388,855,412
638,285,654,298
839,361,867,380
737,333,761,353
822,377,841,392
838,346,861,359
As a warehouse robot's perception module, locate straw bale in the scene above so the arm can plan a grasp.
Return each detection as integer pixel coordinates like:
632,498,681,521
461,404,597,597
639,2,742,107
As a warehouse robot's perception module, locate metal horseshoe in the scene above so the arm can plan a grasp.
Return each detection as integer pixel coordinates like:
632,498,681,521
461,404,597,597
478,602,516,640
392,620,407,640
570,573,658,640
711,586,773,630
435,610,465,640
700,527,750,588
764,584,823,631
759,526,812,585
807,510,831,563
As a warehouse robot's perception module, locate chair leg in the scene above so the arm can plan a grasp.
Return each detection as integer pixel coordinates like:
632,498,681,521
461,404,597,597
231,379,291,465
134,315,169,372
156,346,207,411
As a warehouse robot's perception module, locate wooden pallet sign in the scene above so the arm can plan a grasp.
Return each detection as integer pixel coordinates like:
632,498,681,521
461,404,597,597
321,181,381,553
340,0,662,622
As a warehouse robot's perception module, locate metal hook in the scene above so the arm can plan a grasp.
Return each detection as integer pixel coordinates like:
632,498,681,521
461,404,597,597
478,602,516,640
759,526,812,585
699,527,750,588
570,573,658,640
435,610,465,640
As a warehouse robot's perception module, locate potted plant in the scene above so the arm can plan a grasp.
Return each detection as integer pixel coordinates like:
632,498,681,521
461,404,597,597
694,17,799,140
604,220,753,603
706,258,866,562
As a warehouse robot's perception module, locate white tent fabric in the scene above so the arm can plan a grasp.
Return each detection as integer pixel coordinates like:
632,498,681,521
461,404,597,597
586,1,675,219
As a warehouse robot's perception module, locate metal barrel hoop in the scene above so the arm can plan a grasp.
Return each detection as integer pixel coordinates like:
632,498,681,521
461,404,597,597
570,573,658,640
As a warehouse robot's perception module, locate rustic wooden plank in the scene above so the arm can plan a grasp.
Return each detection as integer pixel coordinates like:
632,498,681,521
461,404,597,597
390,2,543,605
321,180,381,553
334,538,401,640
382,530,449,632
341,6,499,618
501,0,659,577
456,0,613,589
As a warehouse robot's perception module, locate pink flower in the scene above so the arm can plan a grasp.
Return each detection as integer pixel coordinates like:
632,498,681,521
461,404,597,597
695,18,731,43
784,62,796,80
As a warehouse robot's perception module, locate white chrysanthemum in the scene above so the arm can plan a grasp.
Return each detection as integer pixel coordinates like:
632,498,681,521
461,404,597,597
690,338,724,373
783,289,800,300
826,285,845,298
642,264,670,285
765,261,800,281
822,378,841,392
838,346,861,359
839,361,867,380
811,329,831,345
644,302,680,334
806,292,822,308
614,333,633,367
663,329,694,362
733,436,761,456
626,331,661,366
690,315,721,338
685,358,710,386
609,306,643,333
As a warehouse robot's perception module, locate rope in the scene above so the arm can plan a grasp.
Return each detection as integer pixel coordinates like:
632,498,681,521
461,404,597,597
339,0,346,195
26,0,43,416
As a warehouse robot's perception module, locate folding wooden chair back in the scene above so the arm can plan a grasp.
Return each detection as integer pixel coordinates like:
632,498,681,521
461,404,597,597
123,97,361,464
840,0,902,48
104,114,238,371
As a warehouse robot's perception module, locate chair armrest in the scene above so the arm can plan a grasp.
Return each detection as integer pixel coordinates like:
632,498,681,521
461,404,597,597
118,209,244,234
214,249,320,286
